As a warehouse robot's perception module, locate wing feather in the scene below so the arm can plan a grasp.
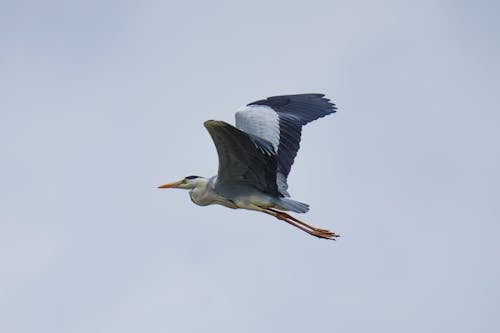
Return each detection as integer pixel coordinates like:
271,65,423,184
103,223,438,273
204,120,279,196
235,94,336,196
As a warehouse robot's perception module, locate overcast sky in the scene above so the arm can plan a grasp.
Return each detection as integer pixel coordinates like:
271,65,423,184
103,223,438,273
1,0,499,332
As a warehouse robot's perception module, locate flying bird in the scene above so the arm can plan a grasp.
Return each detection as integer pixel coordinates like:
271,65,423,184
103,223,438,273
159,94,339,240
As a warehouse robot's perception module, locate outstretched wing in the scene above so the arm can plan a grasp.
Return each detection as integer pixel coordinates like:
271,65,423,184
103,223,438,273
235,94,336,196
204,120,280,196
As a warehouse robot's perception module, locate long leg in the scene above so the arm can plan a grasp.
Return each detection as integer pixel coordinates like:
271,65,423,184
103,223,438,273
262,209,319,236
262,209,339,240
267,208,334,233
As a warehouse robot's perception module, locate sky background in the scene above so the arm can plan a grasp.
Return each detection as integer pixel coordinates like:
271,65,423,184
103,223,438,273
1,0,499,332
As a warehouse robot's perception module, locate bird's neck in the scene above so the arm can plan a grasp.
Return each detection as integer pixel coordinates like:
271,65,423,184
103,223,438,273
188,178,212,206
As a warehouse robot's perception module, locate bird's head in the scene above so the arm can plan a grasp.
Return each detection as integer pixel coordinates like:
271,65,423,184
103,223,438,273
158,175,207,190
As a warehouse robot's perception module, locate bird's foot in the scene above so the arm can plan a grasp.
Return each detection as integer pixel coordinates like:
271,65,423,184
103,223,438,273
310,229,340,240
271,210,340,240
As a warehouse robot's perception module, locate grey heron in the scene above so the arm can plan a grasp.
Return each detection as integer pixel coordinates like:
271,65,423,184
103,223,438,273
159,94,339,240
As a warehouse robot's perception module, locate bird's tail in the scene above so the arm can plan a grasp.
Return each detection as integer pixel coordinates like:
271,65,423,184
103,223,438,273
276,198,310,213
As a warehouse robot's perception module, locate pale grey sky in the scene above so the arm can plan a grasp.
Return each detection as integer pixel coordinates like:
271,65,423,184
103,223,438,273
1,0,499,332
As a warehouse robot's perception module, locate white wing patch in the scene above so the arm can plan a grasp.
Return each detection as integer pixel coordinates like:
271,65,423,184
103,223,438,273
235,105,280,153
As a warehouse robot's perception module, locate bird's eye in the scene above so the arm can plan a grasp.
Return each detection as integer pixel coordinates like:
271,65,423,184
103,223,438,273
185,175,198,180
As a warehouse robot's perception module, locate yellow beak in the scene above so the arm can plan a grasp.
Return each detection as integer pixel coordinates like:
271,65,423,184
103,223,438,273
157,180,183,189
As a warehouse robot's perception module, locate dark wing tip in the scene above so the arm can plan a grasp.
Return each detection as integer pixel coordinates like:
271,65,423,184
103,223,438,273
204,119,216,127
204,119,227,129
248,93,325,105
248,93,336,114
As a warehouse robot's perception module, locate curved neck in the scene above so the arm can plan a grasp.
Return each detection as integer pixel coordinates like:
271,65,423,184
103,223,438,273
188,178,212,206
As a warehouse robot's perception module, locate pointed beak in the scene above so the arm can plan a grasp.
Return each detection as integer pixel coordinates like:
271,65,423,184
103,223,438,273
157,180,183,189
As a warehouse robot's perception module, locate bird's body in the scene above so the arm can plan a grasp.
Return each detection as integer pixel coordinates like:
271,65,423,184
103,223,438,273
178,175,305,213
159,94,339,240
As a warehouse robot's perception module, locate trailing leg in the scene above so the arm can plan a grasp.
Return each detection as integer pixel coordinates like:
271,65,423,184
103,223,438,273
263,209,339,240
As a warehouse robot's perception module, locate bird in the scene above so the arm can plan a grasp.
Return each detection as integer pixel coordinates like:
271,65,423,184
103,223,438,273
158,93,339,240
